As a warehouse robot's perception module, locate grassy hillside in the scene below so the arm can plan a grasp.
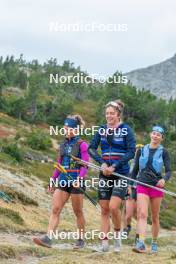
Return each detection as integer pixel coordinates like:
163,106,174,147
0,93,176,263
0,110,176,231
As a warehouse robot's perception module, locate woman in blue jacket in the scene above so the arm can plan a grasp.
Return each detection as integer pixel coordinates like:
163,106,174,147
88,100,136,252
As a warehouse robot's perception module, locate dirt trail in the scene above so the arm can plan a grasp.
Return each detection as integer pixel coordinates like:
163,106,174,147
0,166,176,264
0,231,176,264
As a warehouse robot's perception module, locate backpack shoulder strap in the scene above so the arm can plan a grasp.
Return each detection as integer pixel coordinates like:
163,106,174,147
59,140,67,157
71,138,87,157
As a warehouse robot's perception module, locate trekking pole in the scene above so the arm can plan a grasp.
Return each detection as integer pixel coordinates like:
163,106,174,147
71,156,176,198
54,164,101,212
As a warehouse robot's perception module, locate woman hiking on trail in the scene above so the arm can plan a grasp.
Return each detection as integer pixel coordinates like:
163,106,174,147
88,100,136,252
131,126,171,254
33,115,89,249
123,144,144,240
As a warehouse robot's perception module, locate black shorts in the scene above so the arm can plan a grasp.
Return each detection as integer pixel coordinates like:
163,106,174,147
58,180,86,194
98,174,128,201
125,187,137,201
130,187,137,200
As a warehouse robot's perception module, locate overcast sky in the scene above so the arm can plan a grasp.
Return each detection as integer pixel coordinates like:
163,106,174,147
0,0,176,75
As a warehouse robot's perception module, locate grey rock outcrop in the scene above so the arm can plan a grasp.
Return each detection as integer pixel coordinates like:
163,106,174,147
126,54,176,100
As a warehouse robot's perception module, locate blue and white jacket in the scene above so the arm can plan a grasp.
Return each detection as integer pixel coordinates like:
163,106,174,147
88,123,136,175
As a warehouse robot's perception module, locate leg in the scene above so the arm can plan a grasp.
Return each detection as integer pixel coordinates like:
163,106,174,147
97,176,112,251
71,193,85,239
33,189,70,247
132,200,138,243
121,200,126,229
125,199,136,226
133,200,137,220
136,194,149,238
109,196,122,230
109,196,123,253
47,189,70,234
99,200,110,236
98,199,110,252
150,197,162,239
133,194,149,253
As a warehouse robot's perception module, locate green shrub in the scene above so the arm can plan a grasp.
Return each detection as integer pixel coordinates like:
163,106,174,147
2,143,22,162
169,131,176,141
26,130,52,150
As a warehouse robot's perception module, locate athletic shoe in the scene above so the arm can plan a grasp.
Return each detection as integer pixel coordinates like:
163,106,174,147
73,239,85,249
91,239,110,253
114,237,121,253
133,240,146,253
33,235,52,248
93,240,109,252
151,242,158,254
101,239,109,252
